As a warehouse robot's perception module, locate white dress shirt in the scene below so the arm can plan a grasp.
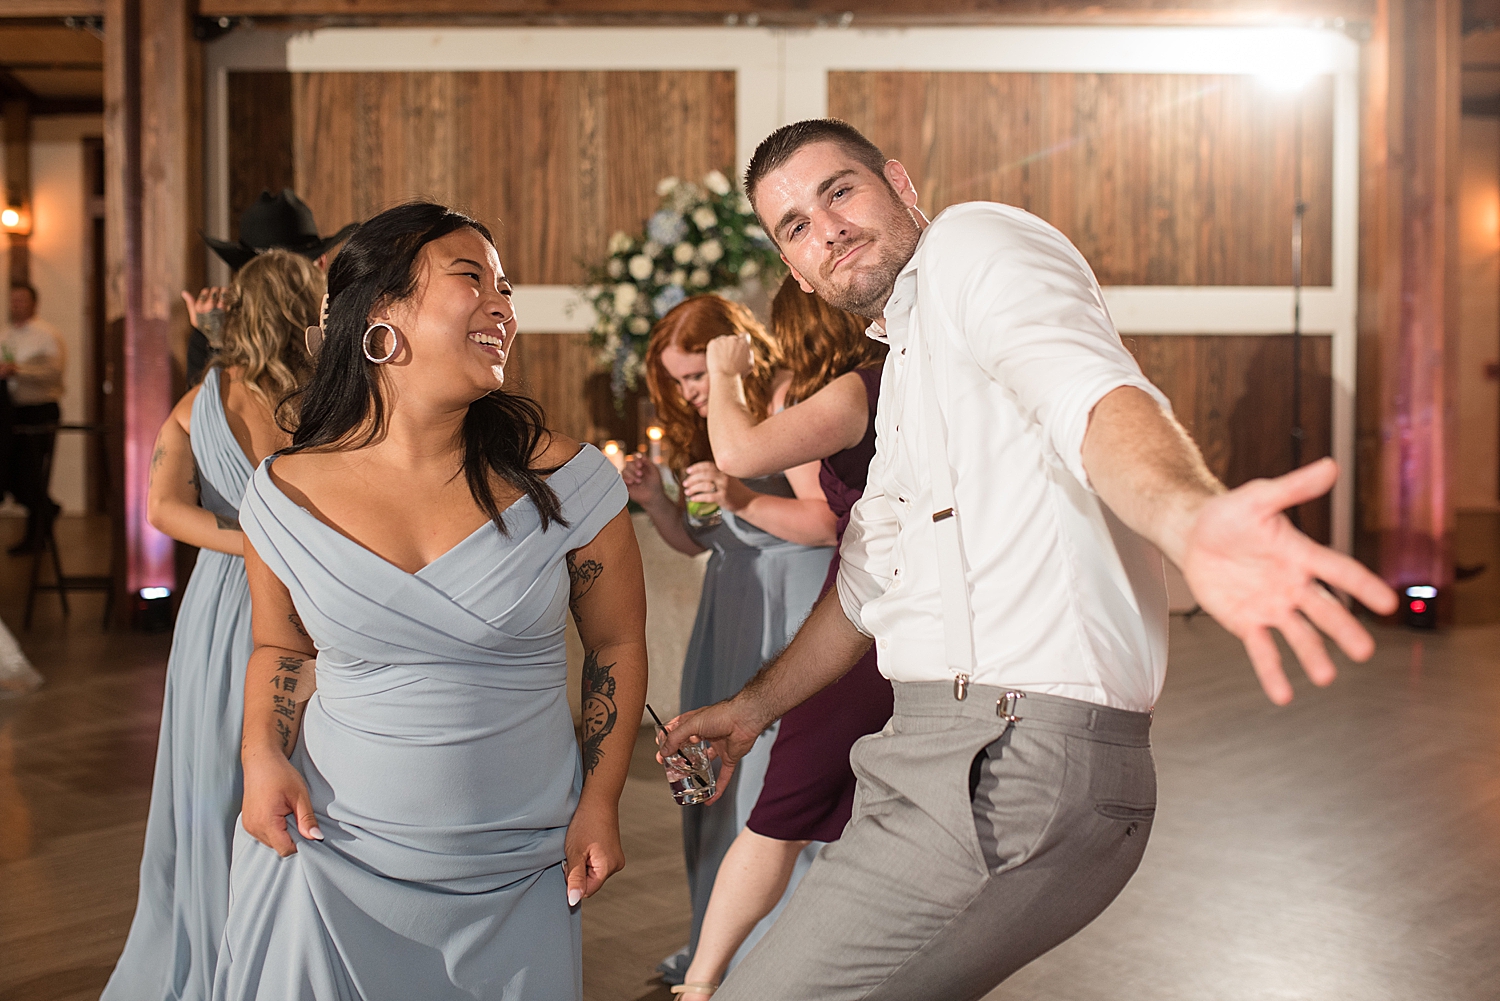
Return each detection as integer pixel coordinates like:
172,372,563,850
836,202,1171,712
2,317,66,406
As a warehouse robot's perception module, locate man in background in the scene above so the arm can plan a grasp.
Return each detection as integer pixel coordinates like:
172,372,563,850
0,283,66,555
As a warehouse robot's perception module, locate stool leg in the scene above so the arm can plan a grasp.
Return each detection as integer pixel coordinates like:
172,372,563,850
25,545,42,629
47,528,69,619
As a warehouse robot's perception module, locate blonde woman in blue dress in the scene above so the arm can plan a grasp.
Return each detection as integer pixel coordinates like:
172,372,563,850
104,249,322,1000
213,202,647,999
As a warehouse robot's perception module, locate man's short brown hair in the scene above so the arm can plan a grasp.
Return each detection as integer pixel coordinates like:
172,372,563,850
743,119,889,225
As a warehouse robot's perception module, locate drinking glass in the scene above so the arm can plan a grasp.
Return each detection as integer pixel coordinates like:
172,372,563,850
647,705,717,805
686,500,722,529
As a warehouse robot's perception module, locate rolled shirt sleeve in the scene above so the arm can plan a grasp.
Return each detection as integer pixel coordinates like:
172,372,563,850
835,443,898,638
931,207,1171,491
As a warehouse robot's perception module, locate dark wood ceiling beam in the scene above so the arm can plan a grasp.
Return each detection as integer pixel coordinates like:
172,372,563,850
0,61,105,70
0,1,104,15
194,0,1376,25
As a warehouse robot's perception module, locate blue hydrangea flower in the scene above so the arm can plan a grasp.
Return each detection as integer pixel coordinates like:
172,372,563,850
647,210,688,246
652,284,688,316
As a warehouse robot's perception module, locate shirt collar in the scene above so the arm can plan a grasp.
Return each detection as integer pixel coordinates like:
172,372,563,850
873,234,924,347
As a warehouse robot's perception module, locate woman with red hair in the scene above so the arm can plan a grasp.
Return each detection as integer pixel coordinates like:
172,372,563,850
623,293,835,985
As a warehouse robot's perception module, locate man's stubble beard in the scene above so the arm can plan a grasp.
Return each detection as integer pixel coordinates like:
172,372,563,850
812,208,921,320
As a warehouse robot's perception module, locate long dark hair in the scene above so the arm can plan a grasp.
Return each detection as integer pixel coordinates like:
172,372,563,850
281,201,565,533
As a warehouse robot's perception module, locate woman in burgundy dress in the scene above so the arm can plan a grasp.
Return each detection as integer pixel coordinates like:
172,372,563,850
673,277,890,999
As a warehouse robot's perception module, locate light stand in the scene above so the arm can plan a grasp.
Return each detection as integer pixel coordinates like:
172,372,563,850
1289,88,1306,531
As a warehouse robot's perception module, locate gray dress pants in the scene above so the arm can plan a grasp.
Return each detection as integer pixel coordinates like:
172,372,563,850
715,680,1156,1001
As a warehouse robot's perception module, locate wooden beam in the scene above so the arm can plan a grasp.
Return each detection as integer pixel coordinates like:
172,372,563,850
3,98,30,286
1357,0,1462,602
194,0,1376,24
0,1,104,14
103,0,199,622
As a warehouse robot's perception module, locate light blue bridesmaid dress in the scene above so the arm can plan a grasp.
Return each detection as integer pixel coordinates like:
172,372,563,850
659,473,833,984
103,368,254,1001
211,445,626,1001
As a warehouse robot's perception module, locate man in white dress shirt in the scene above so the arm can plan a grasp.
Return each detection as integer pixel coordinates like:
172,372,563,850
1,283,66,554
661,120,1398,1000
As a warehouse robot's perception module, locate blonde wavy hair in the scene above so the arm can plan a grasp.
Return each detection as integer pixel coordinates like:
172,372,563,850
216,248,323,411
644,294,782,485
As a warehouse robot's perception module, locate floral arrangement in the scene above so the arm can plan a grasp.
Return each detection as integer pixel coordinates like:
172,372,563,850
580,170,783,398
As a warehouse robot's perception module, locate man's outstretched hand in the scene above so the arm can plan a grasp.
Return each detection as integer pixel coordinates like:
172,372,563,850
1179,457,1398,705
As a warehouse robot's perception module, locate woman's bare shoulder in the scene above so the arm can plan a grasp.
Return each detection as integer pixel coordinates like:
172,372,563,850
170,383,201,431
533,430,584,471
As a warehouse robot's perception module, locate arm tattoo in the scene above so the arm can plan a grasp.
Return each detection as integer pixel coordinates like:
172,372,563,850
270,655,305,753
215,512,241,532
287,612,308,638
580,650,618,775
189,462,201,502
566,553,603,624
148,440,167,485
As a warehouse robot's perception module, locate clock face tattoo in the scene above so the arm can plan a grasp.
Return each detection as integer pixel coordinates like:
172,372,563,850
581,650,618,775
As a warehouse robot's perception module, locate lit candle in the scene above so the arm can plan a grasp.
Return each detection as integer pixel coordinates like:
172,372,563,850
646,425,664,464
602,439,626,472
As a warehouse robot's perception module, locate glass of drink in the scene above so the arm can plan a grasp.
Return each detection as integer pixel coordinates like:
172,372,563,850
647,704,717,805
686,499,722,529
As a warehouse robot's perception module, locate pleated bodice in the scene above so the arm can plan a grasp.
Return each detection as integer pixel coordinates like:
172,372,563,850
237,445,627,891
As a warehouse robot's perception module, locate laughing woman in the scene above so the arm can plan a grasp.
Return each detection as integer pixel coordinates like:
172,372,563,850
211,203,647,1000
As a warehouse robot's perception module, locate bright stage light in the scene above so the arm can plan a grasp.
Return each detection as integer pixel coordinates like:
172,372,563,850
1,208,18,227
140,586,171,600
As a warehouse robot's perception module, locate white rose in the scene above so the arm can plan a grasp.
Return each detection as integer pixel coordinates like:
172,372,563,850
692,206,717,230
613,283,639,314
607,258,625,279
699,239,724,264
670,269,688,287
628,316,651,335
628,255,653,281
673,242,696,265
738,259,760,278
609,282,639,313
704,170,731,195
745,225,766,242
607,230,633,255
737,194,753,214
656,176,680,196
690,268,711,287
642,240,662,259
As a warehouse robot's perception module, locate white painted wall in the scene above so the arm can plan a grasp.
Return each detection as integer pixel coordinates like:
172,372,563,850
1,115,103,516
1458,116,1500,512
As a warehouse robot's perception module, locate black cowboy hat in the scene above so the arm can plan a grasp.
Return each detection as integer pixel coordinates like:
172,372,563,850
204,189,358,271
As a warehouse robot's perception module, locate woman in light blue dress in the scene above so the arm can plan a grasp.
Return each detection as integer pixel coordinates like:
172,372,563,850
213,202,647,1000
103,250,324,1001
621,294,834,985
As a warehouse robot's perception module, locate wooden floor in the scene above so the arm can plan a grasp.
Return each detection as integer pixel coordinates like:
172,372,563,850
2,514,1498,1000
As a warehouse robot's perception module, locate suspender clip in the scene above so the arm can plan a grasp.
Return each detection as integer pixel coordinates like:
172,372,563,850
953,674,970,701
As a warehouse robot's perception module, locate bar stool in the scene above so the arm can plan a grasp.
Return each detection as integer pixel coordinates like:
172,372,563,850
21,423,115,628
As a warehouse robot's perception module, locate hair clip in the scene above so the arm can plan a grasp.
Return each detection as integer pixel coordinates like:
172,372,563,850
305,292,329,356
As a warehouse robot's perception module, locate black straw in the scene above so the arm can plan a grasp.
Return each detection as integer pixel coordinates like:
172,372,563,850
645,704,667,731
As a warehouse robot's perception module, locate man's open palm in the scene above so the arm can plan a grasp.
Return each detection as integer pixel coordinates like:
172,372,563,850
1180,458,1398,705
